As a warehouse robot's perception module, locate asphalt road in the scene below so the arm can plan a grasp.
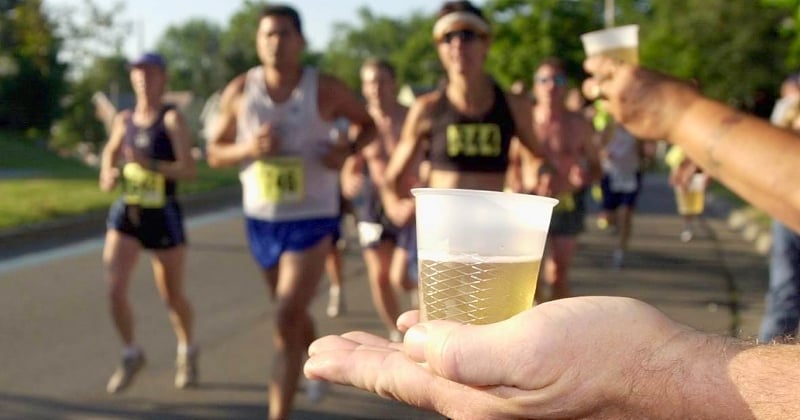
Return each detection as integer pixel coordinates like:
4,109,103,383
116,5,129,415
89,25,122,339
0,173,769,419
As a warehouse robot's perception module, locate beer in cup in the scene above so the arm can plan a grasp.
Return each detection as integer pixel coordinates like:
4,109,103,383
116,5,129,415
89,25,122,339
675,173,707,216
580,24,639,64
412,188,558,324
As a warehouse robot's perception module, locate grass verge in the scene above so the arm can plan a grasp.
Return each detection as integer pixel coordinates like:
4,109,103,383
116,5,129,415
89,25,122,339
0,132,239,231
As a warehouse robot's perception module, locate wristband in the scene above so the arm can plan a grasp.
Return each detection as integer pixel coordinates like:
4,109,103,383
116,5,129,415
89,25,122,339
348,141,358,155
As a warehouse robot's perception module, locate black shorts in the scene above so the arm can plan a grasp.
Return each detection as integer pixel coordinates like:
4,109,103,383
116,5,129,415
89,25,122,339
549,190,586,236
106,198,186,250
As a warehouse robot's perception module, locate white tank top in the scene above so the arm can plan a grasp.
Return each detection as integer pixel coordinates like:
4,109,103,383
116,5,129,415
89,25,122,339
237,66,339,221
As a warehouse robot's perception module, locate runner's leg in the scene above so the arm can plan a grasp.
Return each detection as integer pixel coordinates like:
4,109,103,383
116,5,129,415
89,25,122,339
268,235,331,420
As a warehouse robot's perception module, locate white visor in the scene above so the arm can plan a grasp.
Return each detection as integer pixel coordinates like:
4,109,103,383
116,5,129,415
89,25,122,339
432,12,490,41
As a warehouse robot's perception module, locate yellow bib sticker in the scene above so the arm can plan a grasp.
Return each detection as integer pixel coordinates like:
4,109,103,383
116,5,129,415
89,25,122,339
554,192,576,213
446,124,502,158
122,162,166,208
254,157,305,204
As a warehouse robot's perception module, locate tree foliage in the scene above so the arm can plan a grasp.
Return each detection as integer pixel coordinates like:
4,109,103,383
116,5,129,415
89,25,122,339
321,7,439,89
157,19,225,99
0,0,66,134
46,0,129,150
4,0,800,151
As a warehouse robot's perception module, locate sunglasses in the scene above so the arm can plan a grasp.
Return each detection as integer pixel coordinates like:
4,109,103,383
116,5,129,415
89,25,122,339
439,29,483,44
534,74,567,87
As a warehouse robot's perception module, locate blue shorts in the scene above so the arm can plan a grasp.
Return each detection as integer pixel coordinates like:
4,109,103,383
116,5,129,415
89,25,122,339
246,217,340,269
106,198,186,250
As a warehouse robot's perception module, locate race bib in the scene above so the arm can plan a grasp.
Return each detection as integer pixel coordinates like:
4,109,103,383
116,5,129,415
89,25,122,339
254,157,305,204
122,162,166,208
446,123,502,158
554,192,576,213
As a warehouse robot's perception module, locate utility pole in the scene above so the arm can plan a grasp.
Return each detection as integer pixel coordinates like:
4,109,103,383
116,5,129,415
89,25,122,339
604,0,615,28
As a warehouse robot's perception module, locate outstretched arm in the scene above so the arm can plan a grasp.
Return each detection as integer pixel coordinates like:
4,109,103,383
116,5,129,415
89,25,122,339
583,56,800,232
307,296,800,420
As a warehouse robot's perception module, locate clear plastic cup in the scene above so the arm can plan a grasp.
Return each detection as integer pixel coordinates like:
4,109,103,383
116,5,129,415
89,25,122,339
412,188,558,324
675,173,707,216
580,24,640,64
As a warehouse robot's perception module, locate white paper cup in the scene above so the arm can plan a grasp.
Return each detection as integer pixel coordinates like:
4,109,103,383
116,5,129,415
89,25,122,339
412,188,558,324
580,24,639,64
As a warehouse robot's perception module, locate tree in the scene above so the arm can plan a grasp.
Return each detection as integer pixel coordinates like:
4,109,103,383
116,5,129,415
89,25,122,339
45,0,131,150
157,19,226,99
0,0,66,134
50,55,129,152
47,0,130,79
642,0,785,107
761,0,800,69
484,0,600,88
321,7,439,90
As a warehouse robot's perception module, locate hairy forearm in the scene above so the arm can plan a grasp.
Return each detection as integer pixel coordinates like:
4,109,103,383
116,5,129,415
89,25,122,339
629,331,800,420
728,344,800,419
670,96,800,232
625,332,754,419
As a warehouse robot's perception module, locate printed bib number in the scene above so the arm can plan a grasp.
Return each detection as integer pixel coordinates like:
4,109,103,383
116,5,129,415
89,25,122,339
254,157,305,204
554,192,576,213
447,124,502,158
122,162,166,208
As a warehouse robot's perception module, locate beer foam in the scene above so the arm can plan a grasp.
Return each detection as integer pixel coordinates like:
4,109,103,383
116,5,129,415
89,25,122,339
417,251,539,264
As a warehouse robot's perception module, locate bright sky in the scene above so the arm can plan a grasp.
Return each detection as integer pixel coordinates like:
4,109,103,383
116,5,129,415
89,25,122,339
45,0,442,59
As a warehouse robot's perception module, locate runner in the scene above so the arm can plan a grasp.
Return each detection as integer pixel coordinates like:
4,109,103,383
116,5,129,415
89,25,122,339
98,52,199,393
597,122,644,268
341,58,417,341
508,57,601,300
385,1,549,195
204,5,375,419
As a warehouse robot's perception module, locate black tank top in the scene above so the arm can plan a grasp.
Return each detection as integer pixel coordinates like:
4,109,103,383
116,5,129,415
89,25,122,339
427,83,515,173
124,105,177,197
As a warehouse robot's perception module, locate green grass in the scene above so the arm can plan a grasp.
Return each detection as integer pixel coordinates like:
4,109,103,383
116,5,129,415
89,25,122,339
0,131,239,231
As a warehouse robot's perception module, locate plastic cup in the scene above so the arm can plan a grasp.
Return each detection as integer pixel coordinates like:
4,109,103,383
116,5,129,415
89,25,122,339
674,173,707,216
580,24,639,64
412,188,558,324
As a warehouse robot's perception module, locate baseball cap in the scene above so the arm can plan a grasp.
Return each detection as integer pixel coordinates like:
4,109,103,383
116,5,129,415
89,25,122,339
129,52,166,69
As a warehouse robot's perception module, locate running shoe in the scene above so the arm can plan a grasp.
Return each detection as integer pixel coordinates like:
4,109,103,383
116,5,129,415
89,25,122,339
174,349,199,389
612,249,625,270
680,228,694,243
326,287,346,318
106,351,146,394
306,379,330,403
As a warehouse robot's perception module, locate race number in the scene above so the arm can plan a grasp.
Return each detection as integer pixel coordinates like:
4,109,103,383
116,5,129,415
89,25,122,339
446,123,502,158
554,192,576,213
254,157,305,204
122,162,166,208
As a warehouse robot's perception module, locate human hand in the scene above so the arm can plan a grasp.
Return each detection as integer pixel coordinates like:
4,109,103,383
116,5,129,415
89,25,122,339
305,296,702,420
321,136,353,170
582,56,699,143
251,123,280,158
340,166,365,200
99,167,120,192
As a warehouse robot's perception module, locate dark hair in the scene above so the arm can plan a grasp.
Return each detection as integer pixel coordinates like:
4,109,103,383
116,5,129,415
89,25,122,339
361,58,396,80
435,1,487,23
260,4,303,35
